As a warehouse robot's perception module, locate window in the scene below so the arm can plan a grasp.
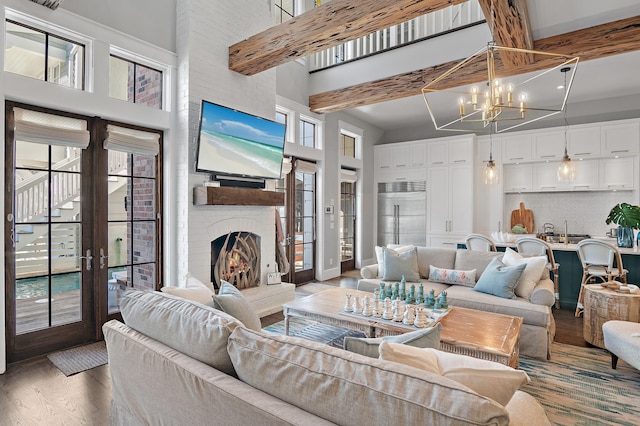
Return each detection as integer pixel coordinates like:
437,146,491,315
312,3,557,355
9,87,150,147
275,0,295,24
275,111,287,126
110,55,163,109
300,120,316,148
5,20,84,90
340,133,356,158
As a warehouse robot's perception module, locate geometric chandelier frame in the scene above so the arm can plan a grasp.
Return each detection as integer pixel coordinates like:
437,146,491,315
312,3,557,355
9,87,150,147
422,42,579,134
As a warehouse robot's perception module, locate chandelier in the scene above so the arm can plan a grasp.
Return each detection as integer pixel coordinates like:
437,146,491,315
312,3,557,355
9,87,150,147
422,1,579,134
557,67,576,182
484,125,498,184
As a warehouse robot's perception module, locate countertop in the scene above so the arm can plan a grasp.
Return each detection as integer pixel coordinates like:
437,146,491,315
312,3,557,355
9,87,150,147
462,236,640,255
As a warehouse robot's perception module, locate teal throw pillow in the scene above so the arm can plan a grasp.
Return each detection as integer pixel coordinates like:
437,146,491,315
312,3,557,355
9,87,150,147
473,258,526,299
212,281,262,331
343,323,442,358
381,246,420,282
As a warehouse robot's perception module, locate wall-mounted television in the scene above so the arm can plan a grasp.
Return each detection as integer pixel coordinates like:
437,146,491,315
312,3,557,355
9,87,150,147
196,100,286,180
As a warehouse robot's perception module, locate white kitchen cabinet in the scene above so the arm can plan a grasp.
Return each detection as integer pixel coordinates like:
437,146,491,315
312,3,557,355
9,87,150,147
375,145,393,169
392,145,410,167
427,165,473,236
503,163,533,192
502,134,532,163
428,236,460,249
533,130,565,161
568,125,601,159
473,164,503,235
599,157,635,190
377,168,427,184
427,137,472,165
601,121,640,156
409,143,427,167
533,162,568,191
571,160,599,190
474,135,502,165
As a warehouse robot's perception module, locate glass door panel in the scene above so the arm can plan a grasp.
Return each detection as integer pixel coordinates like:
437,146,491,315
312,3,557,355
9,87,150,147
340,181,356,272
293,169,315,283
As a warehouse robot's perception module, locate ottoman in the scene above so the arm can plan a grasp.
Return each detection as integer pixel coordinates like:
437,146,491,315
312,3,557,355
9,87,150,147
602,320,640,370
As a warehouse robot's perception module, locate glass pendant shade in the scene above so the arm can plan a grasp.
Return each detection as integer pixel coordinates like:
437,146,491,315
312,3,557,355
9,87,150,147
557,153,576,182
484,159,499,184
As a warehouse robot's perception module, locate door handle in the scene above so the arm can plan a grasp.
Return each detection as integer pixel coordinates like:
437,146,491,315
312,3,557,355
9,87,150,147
79,249,93,271
100,248,108,270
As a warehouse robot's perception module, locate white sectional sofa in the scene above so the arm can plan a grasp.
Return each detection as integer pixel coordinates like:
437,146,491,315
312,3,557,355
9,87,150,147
358,247,556,360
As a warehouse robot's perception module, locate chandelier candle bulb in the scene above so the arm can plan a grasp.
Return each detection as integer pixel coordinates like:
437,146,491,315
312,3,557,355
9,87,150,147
471,87,478,105
459,98,465,116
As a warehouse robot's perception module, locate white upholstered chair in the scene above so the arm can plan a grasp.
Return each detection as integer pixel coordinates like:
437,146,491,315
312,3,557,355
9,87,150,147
464,234,497,252
603,320,640,370
575,239,627,317
516,237,560,309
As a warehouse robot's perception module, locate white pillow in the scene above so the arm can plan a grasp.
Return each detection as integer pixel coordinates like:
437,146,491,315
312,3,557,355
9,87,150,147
502,248,547,300
212,281,262,331
379,342,530,406
374,244,414,278
160,276,215,306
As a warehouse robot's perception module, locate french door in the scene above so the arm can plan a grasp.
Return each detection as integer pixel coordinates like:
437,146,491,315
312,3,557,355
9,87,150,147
276,158,316,284
5,102,162,362
340,179,356,272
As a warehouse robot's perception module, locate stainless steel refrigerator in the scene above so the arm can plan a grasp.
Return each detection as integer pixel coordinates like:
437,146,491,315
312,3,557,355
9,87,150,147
377,181,426,246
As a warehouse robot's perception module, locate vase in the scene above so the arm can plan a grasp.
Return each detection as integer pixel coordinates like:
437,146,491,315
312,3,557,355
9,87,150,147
617,226,634,248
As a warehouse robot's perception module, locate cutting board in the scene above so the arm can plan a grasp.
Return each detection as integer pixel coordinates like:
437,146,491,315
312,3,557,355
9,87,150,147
510,202,534,233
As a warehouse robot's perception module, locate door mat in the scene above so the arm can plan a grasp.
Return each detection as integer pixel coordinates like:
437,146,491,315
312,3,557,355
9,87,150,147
47,341,108,376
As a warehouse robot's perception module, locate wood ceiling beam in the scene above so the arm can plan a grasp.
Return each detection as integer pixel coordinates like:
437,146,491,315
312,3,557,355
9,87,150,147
309,15,640,114
478,0,534,68
229,0,467,76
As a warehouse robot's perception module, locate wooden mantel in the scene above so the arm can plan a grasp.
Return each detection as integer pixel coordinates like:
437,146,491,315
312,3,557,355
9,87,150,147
193,186,284,206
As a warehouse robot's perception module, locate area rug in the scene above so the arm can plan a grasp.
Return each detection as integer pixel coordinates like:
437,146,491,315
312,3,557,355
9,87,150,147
47,341,108,376
265,318,640,426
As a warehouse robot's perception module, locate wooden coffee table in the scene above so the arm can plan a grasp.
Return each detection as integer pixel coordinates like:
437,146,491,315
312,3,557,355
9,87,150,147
282,287,523,367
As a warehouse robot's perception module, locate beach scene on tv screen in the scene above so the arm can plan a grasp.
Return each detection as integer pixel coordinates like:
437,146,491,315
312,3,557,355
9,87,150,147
198,102,285,179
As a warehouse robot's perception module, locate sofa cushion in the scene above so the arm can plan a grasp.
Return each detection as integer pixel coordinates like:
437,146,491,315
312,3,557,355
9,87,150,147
227,327,509,425
474,258,526,299
428,265,476,287
343,323,442,358
379,342,530,406
502,248,547,300
454,249,504,280
212,281,262,331
445,285,552,328
375,244,414,278
415,247,457,279
381,246,420,281
119,289,241,376
161,275,215,306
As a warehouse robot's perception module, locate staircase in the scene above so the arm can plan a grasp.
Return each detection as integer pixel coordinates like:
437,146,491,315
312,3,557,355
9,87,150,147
14,150,128,277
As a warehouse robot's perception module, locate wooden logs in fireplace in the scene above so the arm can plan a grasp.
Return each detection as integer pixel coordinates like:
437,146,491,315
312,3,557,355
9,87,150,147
213,231,260,289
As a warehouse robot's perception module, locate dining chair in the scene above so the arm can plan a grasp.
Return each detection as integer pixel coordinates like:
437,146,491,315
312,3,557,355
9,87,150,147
464,234,497,252
575,239,627,317
516,237,560,309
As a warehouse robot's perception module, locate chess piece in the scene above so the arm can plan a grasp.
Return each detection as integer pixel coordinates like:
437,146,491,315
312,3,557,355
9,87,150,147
372,299,381,318
406,284,416,305
433,299,441,310
344,294,353,312
385,283,392,299
400,277,406,301
425,289,435,309
379,283,386,301
362,295,373,316
403,306,415,325
352,296,361,314
392,282,400,300
393,305,403,322
440,291,448,309
414,307,428,328
382,298,393,320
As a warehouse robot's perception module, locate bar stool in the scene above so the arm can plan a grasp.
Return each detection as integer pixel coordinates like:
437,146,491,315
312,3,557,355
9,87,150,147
575,239,628,317
516,237,560,309
464,234,497,252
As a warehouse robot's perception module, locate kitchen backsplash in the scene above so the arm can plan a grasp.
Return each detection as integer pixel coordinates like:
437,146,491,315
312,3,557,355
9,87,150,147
504,192,636,237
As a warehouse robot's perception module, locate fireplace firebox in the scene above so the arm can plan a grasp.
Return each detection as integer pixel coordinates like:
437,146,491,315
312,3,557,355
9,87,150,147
211,231,261,290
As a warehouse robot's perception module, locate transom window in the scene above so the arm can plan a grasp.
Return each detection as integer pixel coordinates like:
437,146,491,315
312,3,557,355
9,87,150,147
300,119,316,148
340,133,356,158
109,55,163,109
5,20,84,90
275,0,295,24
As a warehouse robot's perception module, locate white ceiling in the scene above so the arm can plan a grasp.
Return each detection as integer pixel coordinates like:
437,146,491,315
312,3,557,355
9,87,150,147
313,0,640,140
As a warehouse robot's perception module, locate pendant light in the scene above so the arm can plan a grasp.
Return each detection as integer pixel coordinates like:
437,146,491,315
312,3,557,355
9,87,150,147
484,123,499,184
557,67,576,182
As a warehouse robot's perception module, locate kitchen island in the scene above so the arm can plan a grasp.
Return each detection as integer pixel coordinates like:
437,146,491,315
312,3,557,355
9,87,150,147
458,238,640,310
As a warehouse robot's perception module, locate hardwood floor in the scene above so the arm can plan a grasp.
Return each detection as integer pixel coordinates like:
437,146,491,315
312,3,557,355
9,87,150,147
1,272,586,425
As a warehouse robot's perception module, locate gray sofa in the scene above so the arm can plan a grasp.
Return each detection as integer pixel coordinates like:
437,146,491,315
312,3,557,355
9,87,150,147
358,247,556,360
104,290,550,425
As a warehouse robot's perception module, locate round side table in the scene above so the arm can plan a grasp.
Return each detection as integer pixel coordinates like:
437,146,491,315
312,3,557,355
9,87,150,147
583,284,640,348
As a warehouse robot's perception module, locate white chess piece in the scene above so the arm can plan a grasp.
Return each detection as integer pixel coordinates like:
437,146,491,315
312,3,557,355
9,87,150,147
352,296,361,314
382,298,393,320
393,302,404,322
344,294,352,312
403,306,415,325
362,295,373,316
414,307,428,328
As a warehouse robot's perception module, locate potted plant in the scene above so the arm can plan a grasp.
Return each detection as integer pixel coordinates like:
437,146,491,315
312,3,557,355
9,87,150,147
605,203,640,248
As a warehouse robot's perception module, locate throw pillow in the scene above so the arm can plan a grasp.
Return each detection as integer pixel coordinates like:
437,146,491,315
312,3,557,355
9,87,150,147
473,258,526,299
453,249,503,280
211,281,262,331
503,248,547,300
160,275,215,306
381,246,420,282
344,323,442,358
379,342,530,406
375,244,414,278
428,265,476,287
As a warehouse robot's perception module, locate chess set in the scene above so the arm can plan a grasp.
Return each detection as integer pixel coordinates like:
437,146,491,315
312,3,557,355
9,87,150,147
340,278,450,329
